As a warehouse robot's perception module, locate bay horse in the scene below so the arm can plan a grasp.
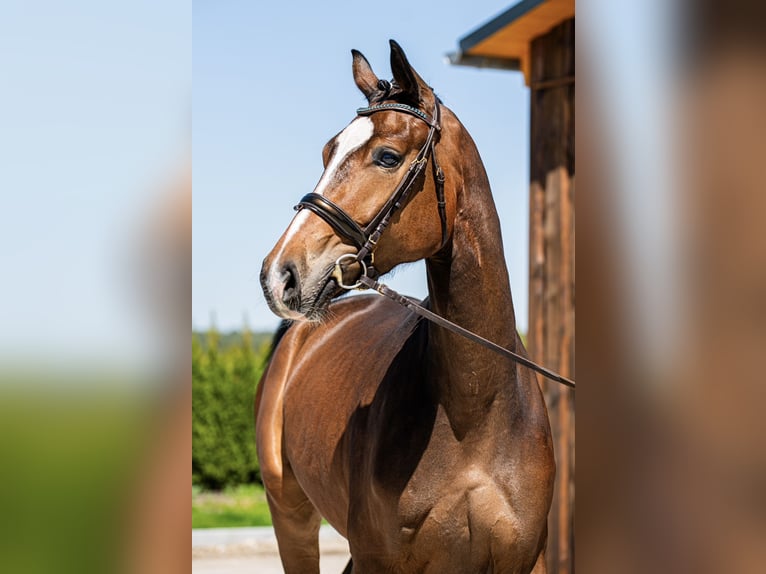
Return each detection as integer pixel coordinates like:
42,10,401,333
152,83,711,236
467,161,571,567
257,41,554,573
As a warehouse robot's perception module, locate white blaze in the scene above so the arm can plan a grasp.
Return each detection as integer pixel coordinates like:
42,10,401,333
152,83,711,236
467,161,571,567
268,117,374,303
312,116,374,197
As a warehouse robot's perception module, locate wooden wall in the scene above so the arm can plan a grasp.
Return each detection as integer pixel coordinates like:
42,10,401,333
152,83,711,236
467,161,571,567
527,17,575,574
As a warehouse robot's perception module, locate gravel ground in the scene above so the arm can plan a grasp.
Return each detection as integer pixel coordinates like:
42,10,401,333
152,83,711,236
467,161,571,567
192,525,350,573
192,553,350,573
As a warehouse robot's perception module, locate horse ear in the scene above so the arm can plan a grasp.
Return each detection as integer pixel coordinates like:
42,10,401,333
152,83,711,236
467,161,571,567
351,49,379,101
389,39,422,104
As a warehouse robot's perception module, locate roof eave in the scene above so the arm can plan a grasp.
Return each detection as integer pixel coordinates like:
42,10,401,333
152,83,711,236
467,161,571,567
457,0,547,53
445,51,521,72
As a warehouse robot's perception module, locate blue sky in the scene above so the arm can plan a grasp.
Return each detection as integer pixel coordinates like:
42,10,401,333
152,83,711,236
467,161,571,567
0,0,190,365
0,0,677,369
193,0,533,333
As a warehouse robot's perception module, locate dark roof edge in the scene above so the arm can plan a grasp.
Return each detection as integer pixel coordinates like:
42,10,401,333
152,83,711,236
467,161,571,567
445,52,521,71
458,0,547,52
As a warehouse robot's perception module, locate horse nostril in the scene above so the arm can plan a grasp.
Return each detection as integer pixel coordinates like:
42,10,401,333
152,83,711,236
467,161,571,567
281,263,300,310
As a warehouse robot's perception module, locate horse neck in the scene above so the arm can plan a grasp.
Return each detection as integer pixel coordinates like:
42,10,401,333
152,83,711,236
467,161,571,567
425,119,520,435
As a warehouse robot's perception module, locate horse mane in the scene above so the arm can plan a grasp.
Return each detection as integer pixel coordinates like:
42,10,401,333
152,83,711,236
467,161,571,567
263,319,292,367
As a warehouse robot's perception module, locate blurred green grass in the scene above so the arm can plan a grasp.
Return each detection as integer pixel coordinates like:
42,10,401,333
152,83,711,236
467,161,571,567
0,384,154,573
192,483,272,528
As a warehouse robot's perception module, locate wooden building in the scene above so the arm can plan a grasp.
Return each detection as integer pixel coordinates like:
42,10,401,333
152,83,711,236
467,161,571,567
450,2,575,572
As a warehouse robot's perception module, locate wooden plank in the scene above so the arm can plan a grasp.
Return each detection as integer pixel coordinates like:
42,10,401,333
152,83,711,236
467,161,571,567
527,17,575,574
544,167,563,573
556,167,574,571
528,180,545,374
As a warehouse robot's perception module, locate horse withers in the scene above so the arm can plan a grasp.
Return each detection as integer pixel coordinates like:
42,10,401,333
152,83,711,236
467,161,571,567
257,41,554,574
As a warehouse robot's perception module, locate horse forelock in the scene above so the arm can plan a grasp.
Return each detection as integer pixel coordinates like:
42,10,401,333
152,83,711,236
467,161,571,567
368,79,443,108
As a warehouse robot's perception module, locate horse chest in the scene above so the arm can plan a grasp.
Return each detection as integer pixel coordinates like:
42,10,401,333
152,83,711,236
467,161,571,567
349,461,528,573
401,462,517,536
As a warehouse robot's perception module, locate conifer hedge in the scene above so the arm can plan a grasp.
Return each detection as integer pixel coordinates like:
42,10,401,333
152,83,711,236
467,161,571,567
192,329,268,490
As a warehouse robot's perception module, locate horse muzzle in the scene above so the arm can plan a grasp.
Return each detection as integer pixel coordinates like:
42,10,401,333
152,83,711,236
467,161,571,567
261,252,358,321
260,258,306,320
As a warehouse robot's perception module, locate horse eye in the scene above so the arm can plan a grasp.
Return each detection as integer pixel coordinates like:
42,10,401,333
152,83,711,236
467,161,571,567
375,150,401,168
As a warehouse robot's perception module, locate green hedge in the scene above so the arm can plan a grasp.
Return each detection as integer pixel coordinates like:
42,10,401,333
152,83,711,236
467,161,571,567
192,329,269,490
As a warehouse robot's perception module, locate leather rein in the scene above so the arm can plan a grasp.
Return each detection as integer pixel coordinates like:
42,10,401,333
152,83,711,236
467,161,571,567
294,99,576,389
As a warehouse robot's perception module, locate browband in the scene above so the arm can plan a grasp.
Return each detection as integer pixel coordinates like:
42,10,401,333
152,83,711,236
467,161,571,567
356,103,438,129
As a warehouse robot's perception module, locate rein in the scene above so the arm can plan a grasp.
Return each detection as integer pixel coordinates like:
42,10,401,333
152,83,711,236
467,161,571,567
294,98,576,389
358,274,576,389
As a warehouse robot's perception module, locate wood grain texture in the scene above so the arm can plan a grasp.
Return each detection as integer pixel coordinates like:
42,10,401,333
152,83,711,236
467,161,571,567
527,17,575,574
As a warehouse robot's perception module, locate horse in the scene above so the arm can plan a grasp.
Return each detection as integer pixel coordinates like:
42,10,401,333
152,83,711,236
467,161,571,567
257,40,555,574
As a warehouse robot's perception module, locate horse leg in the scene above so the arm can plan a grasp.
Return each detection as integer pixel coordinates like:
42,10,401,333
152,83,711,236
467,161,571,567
263,463,322,574
341,557,353,573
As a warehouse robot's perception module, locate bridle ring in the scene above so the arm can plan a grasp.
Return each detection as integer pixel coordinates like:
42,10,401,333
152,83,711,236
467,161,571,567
333,253,367,290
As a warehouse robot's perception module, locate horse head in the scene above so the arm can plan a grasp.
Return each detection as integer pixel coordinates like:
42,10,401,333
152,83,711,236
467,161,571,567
261,40,456,321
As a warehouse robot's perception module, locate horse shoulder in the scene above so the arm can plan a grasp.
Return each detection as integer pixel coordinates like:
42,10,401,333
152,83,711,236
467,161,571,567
258,294,423,522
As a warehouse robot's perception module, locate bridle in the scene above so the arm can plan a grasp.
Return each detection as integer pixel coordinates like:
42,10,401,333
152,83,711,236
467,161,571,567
292,97,576,389
295,99,447,287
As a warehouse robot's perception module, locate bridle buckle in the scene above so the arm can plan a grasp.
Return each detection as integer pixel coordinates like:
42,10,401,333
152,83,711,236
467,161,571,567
332,253,368,290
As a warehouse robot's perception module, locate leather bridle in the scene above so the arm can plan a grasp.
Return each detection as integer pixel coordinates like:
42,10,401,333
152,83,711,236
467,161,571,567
294,99,447,285
291,98,576,389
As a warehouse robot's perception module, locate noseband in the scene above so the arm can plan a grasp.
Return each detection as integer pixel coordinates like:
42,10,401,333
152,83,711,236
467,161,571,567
294,100,447,285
